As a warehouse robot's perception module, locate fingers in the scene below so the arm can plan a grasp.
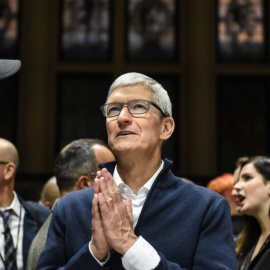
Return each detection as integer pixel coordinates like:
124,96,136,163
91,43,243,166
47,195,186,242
99,169,122,207
91,194,111,260
92,169,137,255
95,168,132,223
92,194,101,222
94,170,102,194
94,177,100,195
99,177,115,211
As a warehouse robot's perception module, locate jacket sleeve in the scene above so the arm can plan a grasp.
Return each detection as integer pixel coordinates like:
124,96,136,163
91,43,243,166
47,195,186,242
154,197,238,270
36,200,105,270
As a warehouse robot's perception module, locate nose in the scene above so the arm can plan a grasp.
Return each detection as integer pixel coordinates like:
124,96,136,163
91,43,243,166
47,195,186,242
117,105,132,123
231,181,241,196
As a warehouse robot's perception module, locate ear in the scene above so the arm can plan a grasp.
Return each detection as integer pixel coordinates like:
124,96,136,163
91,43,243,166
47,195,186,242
77,175,93,190
3,162,16,181
160,117,175,141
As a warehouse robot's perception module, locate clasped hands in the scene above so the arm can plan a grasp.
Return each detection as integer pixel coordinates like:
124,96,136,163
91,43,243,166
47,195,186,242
90,168,137,261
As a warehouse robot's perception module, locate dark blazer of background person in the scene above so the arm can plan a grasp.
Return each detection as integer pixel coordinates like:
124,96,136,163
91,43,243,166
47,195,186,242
18,197,49,269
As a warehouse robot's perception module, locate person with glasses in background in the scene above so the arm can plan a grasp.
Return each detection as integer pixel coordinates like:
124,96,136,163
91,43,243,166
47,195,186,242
27,138,115,270
37,72,237,270
0,59,50,270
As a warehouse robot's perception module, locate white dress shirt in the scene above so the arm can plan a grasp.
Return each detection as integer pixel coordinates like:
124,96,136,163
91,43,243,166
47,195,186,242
90,161,163,270
0,192,25,270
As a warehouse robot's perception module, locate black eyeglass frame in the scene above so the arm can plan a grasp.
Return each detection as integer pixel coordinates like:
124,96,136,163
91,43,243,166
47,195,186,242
100,99,166,118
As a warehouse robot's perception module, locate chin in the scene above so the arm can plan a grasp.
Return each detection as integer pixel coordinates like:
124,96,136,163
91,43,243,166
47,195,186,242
238,207,253,216
113,145,134,155
237,205,246,214
237,207,242,214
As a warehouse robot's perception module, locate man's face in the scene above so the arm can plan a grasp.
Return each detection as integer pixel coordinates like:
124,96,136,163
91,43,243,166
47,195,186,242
105,85,166,158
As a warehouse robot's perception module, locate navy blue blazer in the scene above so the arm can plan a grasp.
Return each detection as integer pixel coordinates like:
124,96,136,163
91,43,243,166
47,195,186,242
37,159,237,269
18,196,50,269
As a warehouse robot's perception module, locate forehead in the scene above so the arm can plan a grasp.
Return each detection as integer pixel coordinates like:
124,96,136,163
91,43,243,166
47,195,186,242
0,145,7,160
107,85,153,102
241,163,257,175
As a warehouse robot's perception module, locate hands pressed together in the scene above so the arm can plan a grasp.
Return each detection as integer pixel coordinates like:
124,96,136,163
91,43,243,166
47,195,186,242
90,168,138,261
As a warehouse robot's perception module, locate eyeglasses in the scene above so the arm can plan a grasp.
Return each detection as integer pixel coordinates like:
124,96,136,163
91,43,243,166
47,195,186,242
100,99,166,118
0,161,9,165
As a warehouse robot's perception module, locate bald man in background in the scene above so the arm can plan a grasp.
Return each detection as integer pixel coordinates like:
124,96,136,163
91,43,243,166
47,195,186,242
38,177,60,210
27,138,115,270
0,138,50,270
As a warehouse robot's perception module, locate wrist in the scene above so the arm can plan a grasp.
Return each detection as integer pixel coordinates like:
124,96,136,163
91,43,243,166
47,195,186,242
120,235,138,256
90,241,109,261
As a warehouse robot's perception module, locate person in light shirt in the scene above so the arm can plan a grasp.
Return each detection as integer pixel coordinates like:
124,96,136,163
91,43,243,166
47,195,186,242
37,72,237,269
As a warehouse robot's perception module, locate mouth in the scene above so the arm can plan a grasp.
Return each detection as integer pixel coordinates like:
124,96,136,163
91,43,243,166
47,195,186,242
235,194,245,206
116,131,135,137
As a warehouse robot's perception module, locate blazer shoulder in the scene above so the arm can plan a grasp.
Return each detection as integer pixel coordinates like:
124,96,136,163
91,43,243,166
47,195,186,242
24,200,50,226
55,187,94,210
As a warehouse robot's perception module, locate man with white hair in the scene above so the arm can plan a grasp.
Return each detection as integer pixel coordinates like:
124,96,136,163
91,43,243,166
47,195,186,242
37,72,237,269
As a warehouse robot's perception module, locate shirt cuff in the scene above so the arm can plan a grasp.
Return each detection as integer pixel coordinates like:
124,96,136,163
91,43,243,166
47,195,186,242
89,241,110,266
122,236,160,270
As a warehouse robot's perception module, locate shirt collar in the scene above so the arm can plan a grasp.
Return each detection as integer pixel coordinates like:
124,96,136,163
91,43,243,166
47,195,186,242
0,192,21,217
113,160,164,193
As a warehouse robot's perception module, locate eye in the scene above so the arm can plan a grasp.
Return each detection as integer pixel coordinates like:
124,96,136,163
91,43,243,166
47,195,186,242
242,174,253,182
107,104,121,116
130,101,148,112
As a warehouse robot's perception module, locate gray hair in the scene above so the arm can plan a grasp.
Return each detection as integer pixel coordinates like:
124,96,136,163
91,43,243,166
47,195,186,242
107,72,172,117
54,139,106,192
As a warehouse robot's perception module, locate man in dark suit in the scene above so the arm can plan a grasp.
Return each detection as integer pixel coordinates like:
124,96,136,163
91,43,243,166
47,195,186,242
0,137,50,270
37,72,237,269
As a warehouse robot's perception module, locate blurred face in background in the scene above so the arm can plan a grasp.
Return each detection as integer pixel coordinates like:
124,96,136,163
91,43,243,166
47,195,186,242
232,162,270,217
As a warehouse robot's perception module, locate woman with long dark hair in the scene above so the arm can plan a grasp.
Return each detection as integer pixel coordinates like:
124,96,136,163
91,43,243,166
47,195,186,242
232,156,270,270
